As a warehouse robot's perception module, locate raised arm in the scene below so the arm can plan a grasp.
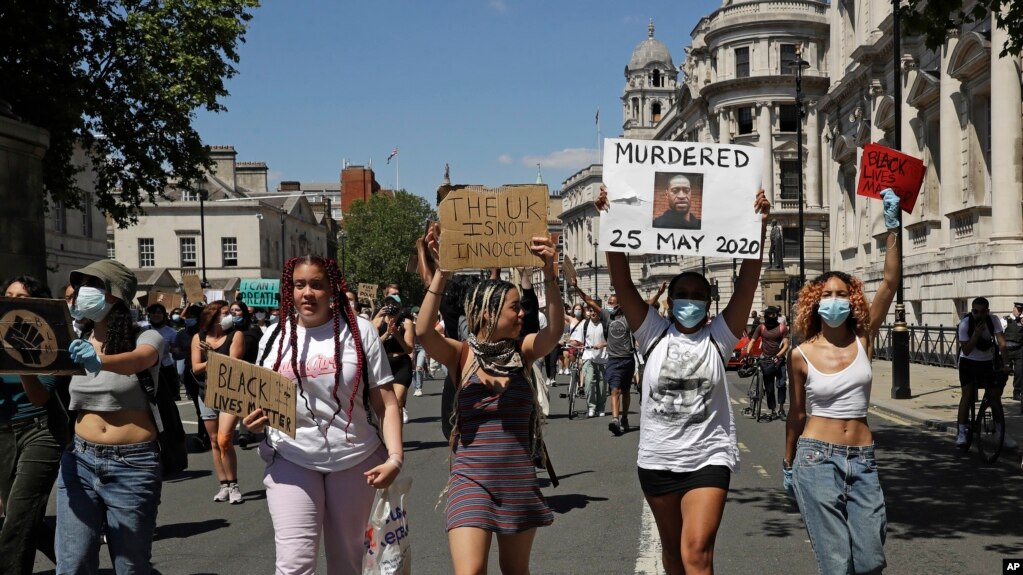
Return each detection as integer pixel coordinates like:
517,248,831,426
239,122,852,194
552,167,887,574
597,185,648,332
867,189,902,336
523,236,564,363
646,281,667,307
722,189,770,338
572,278,602,316
415,224,461,369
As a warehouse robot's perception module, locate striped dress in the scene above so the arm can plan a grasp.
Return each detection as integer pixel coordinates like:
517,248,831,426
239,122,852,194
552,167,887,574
445,371,554,533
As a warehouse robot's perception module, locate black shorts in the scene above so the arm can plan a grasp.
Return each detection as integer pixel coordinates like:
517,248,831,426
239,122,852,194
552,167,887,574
388,354,414,386
959,357,1001,389
637,464,731,497
605,356,636,391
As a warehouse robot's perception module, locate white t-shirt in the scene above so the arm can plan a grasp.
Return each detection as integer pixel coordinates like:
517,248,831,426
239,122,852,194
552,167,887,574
958,314,1004,362
633,306,740,473
571,319,607,364
257,316,394,472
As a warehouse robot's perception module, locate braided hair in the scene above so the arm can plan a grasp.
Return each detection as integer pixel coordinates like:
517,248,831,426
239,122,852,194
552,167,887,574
272,255,364,441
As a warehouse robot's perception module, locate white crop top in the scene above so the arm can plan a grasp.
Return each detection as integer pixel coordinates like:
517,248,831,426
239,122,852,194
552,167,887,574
796,338,872,419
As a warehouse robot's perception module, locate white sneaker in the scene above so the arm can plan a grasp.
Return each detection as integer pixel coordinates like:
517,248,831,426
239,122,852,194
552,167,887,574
229,484,243,504
598,412,606,417
402,408,409,424
413,388,423,397
213,484,230,502
587,408,596,418
955,427,968,448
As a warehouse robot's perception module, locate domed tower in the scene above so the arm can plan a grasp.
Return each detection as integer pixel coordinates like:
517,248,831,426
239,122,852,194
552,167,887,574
622,20,678,139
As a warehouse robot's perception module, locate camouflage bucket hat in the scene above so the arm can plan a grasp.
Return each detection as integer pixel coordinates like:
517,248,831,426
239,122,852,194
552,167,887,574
69,260,137,304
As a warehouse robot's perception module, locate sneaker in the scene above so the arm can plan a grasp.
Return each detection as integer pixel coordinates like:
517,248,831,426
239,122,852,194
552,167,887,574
598,412,606,417
413,388,423,397
955,427,968,448
402,408,409,424
609,418,623,436
587,407,596,418
621,415,630,432
213,484,231,502
229,484,243,504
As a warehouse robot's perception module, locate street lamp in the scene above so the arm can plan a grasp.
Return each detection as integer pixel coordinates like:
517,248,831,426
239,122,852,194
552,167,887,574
890,0,911,398
592,238,599,303
786,45,811,289
198,184,210,288
818,219,828,274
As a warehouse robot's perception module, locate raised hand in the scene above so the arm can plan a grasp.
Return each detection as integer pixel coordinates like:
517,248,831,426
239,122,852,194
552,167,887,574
754,189,771,222
425,223,442,264
529,236,556,270
881,188,901,229
596,185,610,212
69,338,102,373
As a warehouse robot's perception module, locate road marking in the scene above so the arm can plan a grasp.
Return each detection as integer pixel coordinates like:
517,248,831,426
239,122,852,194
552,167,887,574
753,464,769,479
868,407,913,427
635,500,662,574
175,401,192,407
181,420,198,426
737,442,750,453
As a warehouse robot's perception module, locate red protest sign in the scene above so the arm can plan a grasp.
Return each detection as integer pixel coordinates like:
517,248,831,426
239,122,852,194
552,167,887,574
856,143,925,213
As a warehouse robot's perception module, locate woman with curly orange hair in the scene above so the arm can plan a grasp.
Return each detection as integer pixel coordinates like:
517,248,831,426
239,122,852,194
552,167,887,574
783,189,902,575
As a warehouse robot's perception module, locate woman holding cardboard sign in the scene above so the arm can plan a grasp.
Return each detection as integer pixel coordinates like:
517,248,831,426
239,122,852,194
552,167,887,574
417,225,562,575
598,185,770,575
243,255,403,575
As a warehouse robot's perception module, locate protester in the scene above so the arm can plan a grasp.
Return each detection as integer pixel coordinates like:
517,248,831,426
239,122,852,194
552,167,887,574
955,296,1011,448
230,301,265,448
191,300,246,504
242,255,403,574
146,303,181,400
744,306,789,419
416,226,563,575
568,301,608,418
599,185,770,575
373,295,415,423
58,260,164,573
173,304,210,450
0,276,63,573
784,189,902,575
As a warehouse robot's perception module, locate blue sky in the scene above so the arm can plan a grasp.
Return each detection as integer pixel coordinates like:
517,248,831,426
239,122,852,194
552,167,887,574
194,0,723,204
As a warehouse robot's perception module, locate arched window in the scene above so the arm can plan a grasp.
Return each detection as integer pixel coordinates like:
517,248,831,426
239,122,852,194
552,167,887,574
653,69,662,87
632,98,640,118
652,102,663,122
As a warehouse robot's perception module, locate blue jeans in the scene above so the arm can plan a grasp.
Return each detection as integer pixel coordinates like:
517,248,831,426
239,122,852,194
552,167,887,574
792,438,886,575
56,436,162,575
412,346,429,391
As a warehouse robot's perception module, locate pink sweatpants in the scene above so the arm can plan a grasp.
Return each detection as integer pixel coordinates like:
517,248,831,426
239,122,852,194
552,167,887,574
260,444,386,575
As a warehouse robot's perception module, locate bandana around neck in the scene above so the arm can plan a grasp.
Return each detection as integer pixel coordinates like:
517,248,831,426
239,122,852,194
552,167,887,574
467,334,523,376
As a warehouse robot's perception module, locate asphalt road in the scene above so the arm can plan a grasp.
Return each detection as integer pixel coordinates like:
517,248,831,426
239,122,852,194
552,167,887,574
33,370,1023,574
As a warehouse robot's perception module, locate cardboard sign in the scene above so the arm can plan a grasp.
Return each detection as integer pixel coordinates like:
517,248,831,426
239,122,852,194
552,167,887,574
856,143,924,213
599,138,764,259
438,184,549,270
238,279,280,309
562,256,578,285
204,352,297,438
144,290,182,311
358,283,379,303
182,275,204,303
0,297,84,375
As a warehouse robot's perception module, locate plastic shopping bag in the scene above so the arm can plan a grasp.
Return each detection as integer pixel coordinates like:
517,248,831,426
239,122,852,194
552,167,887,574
362,476,412,575
533,361,550,419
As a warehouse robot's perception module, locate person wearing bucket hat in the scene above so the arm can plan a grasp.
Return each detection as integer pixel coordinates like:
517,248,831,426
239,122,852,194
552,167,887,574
58,259,165,574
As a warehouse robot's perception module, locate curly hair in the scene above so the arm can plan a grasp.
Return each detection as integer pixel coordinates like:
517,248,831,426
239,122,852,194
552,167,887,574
793,271,871,341
1,275,52,298
198,300,230,335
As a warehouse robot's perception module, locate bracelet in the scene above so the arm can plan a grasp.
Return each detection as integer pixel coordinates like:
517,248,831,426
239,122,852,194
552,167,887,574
427,289,442,295
386,457,403,471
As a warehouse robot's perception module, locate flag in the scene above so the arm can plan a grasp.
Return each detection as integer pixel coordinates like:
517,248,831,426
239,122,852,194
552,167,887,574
387,147,398,164
595,108,600,126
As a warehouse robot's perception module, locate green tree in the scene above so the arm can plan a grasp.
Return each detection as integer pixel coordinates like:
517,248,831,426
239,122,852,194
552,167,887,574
342,191,436,306
0,0,259,226
901,0,1023,56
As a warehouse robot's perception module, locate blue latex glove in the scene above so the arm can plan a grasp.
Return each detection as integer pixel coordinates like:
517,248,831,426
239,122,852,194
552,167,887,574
782,467,795,499
69,339,102,373
881,188,901,229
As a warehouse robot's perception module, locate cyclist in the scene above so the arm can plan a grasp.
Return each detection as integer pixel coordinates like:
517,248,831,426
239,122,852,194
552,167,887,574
955,297,1013,448
744,306,789,419
569,307,608,417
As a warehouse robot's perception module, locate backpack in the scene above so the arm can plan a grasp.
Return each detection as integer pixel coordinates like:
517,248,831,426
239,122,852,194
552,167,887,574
137,365,189,477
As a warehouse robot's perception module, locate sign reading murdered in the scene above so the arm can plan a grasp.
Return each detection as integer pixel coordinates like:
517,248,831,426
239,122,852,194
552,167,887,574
0,297,83,375
599,138,764,259
204,351,297,438
856,143,924,213
438,184,549,270
238,279,280,308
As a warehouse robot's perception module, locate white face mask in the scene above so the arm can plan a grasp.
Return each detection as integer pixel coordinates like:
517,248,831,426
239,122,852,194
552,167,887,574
219,315,234,331
255,312,266,321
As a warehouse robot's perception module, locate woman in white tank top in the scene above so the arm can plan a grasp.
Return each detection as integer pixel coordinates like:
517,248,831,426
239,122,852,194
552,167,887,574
784,189,902,575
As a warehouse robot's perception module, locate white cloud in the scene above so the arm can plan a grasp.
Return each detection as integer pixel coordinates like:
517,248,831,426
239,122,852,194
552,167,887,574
521,148,599,170
489,0,507,12
498,154,514,165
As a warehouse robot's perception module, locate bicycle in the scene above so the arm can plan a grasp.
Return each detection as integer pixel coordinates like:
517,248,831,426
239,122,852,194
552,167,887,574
559,344,586,419
962,370,1008,464
740,356,765,422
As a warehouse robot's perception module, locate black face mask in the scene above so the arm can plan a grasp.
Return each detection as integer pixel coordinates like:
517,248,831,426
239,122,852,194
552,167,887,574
765,316,779,327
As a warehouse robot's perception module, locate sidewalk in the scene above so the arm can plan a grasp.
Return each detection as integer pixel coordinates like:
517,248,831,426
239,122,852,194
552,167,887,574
869,360,1023,467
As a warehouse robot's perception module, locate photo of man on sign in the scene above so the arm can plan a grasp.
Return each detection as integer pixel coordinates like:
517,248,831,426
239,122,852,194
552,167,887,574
652,172,703,230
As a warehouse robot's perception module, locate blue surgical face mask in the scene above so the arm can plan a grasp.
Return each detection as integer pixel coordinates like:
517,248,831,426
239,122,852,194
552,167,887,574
70,287,112,321
671,299,707,329
574,310,583,319
184,318,197,328
269,314,278,324
232,316,244,327
171,314,181,323
818,297,851,327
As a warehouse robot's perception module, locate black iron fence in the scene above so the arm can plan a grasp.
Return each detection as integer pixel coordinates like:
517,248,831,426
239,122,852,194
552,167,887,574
872,324,960,368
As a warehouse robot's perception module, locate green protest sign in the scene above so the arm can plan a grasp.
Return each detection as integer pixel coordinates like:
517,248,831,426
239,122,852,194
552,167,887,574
238,279,281,308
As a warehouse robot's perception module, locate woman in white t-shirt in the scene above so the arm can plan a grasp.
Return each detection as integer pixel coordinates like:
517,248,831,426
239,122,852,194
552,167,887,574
242,256,403,574
599,186,771,575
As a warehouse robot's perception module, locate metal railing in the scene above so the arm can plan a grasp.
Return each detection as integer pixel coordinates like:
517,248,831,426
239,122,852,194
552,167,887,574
873,324,960,368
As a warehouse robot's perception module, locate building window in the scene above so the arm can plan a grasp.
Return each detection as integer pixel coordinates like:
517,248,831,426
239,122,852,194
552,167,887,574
81,196,93,237
652,102,662,123
783,227,801,259
781,44,797,74
779,105,799,132
735,47,750,78
222,237,238,267
53,201,66,234
780,160,800,200
737,107,754,134
139,238,155,268
179,237,197,267
652,69,662,88
107,239,116,260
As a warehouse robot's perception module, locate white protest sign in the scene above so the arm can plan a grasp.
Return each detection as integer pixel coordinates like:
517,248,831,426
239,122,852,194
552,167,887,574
599,138,764,259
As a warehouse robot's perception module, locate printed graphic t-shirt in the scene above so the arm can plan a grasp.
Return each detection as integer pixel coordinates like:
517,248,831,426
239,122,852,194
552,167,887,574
258,316,394,472
633,306,740,473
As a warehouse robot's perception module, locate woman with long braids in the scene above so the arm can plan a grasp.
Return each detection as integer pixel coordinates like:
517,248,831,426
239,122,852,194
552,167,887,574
372,294,415,423
783,190,902,575
190,300,246,504
242,255,403,575
58,260,164,573
416,227,563,575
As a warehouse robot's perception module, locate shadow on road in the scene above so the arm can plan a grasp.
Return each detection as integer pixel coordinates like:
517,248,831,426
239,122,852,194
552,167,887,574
154,518,230,541
163,469,213,483
404,440,448,452
538,469,593,489
545,493,609,514
242,489,267,501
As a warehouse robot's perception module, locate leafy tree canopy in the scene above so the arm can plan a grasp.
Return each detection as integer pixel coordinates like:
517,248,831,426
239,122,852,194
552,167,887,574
341,191,436,307
1,0,259,227
901,0,1023,56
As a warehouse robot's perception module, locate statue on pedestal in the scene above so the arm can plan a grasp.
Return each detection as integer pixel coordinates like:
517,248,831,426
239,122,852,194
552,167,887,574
769,220,784,269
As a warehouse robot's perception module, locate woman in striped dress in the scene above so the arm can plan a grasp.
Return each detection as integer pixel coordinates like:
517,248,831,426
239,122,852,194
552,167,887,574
417,226,563,575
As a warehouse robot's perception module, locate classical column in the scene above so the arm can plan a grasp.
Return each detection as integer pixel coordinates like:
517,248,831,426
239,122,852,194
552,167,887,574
939,34,961,242
758,102,775,202
718,109,731,144
989,17,1023,241
805,100,822,207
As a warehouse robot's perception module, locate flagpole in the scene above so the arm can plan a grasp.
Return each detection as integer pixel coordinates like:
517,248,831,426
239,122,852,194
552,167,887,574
596,108,601,164
396,155,399,191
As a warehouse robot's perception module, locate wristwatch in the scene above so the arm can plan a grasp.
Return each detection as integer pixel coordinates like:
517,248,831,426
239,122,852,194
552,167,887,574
782,458,792,470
